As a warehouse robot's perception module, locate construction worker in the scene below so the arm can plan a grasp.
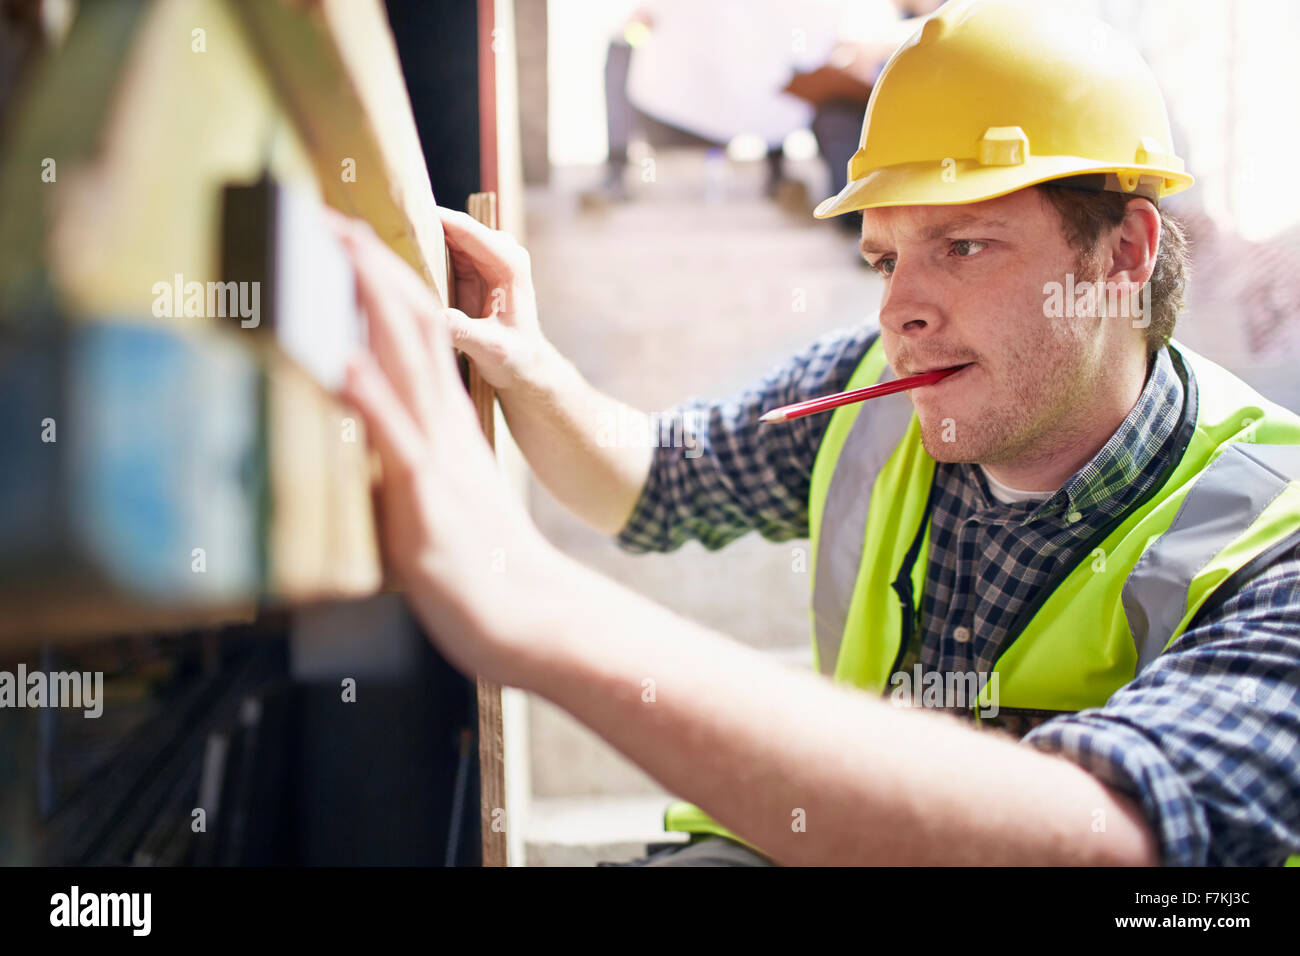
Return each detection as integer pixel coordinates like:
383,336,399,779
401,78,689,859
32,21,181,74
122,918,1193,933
334,0,1300,865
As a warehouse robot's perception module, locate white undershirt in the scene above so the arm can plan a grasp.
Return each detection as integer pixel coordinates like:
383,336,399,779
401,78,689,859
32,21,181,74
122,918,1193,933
978,466,1057,504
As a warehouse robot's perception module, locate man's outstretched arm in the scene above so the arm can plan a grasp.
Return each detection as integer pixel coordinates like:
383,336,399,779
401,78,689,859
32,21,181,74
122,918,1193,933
525,553,1160,866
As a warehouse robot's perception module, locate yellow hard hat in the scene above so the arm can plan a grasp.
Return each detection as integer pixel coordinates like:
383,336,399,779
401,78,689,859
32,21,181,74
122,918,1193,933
814,0,1193,218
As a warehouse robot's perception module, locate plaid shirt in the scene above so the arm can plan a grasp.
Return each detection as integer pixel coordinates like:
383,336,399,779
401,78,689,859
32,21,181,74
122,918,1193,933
617,322,1300,866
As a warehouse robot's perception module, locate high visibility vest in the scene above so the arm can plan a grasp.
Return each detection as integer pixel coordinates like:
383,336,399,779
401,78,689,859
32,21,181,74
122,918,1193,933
665,338,1300,865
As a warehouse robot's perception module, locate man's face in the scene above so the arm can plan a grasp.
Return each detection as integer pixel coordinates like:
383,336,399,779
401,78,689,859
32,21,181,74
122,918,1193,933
859,187,1120,468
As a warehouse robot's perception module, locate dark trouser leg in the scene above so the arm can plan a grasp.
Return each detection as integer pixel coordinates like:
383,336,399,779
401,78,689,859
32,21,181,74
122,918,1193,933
766,146,785,196
604,40,634,185
812,99,867,233
599,835,776,867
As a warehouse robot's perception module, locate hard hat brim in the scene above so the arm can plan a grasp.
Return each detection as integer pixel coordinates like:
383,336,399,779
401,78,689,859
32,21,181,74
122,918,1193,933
813,156,1194,219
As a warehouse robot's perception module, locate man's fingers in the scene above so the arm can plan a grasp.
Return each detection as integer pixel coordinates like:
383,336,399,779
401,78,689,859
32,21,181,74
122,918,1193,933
417,305,475,402
435,206,523,279
330,211,452,320
321,204,359,234
435,307,503,365
327,211,438,421
344,229,443,432
341,351,426,481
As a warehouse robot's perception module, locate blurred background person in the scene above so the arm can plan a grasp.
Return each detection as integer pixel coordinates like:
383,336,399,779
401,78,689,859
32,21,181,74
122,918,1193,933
587,0,895,215
791,0,947,232
585,0,945,234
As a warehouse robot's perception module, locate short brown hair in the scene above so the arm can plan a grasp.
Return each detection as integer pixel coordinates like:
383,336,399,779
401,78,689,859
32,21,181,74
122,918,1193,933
1036,182,1190,352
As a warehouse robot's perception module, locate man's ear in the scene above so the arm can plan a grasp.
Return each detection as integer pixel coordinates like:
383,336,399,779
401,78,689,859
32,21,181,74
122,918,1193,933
1108,197,1160,287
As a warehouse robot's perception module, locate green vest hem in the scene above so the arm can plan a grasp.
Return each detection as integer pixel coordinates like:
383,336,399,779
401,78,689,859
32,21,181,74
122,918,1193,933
662,801,765,854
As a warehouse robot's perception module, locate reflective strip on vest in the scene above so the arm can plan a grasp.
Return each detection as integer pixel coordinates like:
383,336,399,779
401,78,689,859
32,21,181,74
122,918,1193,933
811,365,911,676
1124,442,1300,670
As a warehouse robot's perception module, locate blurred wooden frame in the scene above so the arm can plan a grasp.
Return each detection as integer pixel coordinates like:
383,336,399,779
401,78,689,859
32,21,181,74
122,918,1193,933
0,0,453,619
0,0,515,865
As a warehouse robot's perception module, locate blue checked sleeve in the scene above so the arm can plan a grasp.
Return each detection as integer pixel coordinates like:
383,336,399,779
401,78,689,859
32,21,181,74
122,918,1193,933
615,323,880,553
1022,546,1300,866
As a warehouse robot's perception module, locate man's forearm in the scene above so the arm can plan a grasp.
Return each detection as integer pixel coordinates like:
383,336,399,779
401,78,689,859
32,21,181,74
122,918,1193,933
496,341,653,536
525,555,1160,866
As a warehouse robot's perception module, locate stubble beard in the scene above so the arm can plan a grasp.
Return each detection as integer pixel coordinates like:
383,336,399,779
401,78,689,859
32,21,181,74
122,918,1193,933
918,259,1107,468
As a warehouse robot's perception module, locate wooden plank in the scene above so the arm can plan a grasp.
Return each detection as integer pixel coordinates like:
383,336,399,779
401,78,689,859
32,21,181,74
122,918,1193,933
264,351,382,600
463,191,506,868
464,192,499,446
477,0,499,198
230,0,449,306
475,675,507,866
472,2,530,867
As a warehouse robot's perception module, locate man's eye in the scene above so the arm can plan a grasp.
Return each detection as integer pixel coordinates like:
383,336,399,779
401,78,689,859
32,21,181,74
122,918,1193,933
950,239,987,258
871,256,896,276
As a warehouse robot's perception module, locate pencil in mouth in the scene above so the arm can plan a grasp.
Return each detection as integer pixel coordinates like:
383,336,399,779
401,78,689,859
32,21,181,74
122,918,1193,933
760,364,965,424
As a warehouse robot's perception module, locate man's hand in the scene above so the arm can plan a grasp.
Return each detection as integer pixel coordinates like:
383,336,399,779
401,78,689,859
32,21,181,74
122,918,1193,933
427,207,656,536
436,206,552,393
330,212,568,687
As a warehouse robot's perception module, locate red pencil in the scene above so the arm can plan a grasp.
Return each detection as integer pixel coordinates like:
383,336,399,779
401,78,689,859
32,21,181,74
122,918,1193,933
759,366,961,423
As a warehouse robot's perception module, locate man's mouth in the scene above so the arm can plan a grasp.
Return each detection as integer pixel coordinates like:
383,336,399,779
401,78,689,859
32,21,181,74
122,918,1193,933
913,361,975,380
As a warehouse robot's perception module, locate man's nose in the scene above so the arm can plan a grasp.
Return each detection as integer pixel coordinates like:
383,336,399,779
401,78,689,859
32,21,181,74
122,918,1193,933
878,264,945,337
